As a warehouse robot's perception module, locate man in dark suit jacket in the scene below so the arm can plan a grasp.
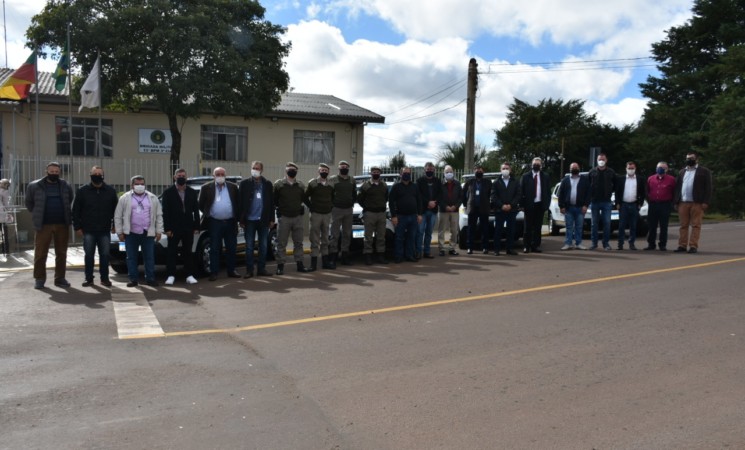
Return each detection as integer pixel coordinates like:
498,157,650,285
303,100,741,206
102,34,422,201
239,161,275,278
615,161,647,250
557,162,591,250
198,167,241,280
490,162,521,255
462,164,492,254
520,157,551,253
162,168,201,285
673,151,713,253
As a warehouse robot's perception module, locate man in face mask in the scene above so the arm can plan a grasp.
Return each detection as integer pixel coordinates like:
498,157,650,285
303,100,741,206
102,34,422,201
273,162,310,274
162,168,200,286
389,166,423,263
72,166,118,287
25,162,74,289
358,166,390,264
491,162,521,255
114,175,163,287
673,151,713,253
615,161,646,250
239,161,275,277
588,153,617,250
304,163,335,271
437,165,462,256
557,162,590,251
463,164,492,254
328,160,357,267
645,161,676,251
198,167,241,280
520,157,550,253
415,162,443,259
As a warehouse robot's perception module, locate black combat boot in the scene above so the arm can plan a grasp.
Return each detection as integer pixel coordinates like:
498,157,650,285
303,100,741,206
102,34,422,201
328,253,337,269
340,252,353,266
322,255,334,269
309,256,318,272
296,261,310,273
276,264,284,275
364,254,373,265
375,253,389,264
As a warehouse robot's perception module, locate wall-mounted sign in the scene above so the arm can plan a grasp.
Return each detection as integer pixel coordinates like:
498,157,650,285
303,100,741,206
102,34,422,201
139,128,172,153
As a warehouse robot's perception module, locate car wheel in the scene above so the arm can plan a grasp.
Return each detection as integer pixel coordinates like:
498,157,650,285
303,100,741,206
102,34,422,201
266,228,278,261
549,213,561,236
195,235,212,276
110,262,128,274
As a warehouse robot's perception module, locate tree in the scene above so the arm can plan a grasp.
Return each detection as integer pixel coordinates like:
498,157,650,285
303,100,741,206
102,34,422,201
436,140,488,171
383,150,407,172
493,98,629,182
634,0,745,214
27,0,290,167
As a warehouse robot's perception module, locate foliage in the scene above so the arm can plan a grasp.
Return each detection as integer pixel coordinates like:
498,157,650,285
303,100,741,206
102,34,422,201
634,0,745,215
493,98,633,183
27,0,290,166
381,150,407,172
435,140,488,171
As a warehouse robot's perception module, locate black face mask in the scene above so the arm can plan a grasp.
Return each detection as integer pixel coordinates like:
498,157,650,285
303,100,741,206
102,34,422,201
176,177,187,186
91,175,104,185
47,174,60,183
319,172,329,179
339,168,349,176
475,172,484,179
371,173,381,180
686,158,696,167
532,164,542,172
401,173,412,182
287,170,297,178
425,171,434,178
570,169,580,175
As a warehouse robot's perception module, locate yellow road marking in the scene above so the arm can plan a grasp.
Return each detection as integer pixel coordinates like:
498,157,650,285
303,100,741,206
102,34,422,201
120,257,745,340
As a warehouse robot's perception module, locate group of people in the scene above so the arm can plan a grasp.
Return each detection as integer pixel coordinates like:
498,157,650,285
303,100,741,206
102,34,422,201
23,151,712,289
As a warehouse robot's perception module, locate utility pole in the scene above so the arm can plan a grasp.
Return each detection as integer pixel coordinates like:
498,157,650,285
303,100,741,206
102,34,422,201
464,58,478,173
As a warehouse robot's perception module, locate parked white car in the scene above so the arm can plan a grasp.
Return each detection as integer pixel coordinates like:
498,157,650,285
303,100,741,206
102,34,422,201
547,174,648,237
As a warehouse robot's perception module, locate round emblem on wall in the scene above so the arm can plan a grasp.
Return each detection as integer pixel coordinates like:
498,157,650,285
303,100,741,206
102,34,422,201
150,130,166,144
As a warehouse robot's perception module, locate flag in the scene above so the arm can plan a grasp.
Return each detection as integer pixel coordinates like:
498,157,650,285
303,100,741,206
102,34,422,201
78,56,101,112
0,52,37,101
54,43,69,92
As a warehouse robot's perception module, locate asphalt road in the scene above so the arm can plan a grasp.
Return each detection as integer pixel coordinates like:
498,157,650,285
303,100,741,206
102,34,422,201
2,222,745,449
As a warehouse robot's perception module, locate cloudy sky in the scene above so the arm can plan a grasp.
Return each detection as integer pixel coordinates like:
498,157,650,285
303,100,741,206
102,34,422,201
3,0,695,167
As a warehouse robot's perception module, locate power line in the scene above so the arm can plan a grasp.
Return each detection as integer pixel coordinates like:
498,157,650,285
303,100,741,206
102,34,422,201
386,97,467,125
386,79,467,123
480,63,658,75
382,75,467,117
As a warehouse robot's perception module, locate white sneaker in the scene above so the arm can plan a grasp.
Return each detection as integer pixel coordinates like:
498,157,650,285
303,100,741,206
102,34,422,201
165,276,175,285
560,244,572,251
186,276,198,285
576,244,588,250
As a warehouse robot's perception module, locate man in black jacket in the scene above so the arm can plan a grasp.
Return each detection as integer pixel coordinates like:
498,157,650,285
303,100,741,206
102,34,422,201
415,162,443,259
615,161,646,250
462,164,492,254
491,162,521,255
162,168,201,285
389,166,422,263
239,161,275,277
588,153,616,250
198,167,241,281
520,157,550,253
557,162,591,250
72,165,118,287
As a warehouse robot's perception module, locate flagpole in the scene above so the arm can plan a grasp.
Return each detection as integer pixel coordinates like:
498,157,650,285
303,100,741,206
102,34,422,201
97,51,101,159
66,23,74,190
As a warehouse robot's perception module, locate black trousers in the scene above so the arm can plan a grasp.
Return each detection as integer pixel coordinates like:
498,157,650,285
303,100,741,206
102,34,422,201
167,229,195,277
523,202,545,250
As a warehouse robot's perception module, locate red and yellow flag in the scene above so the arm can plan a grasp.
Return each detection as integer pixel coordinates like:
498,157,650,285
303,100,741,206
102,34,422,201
0,52,37,101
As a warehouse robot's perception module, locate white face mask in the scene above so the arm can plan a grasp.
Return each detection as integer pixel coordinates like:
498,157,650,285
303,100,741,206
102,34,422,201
215,176,226,185
501,169,510,178
251,169,261,178
133,185,146,194
444,172,454,180
627,169,636,176
597,160,606,167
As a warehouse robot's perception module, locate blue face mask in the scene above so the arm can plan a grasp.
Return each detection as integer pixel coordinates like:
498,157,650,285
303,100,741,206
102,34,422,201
656,167,665,175
401,173,411,182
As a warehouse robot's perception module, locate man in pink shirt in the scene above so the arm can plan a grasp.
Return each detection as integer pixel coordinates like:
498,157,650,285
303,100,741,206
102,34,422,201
644,161,676,251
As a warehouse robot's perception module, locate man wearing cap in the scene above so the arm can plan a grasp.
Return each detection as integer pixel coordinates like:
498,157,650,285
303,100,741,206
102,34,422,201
274,162,310,274
328,160,357,267
198,167,241,281
305,163,334,271
358,166,389,264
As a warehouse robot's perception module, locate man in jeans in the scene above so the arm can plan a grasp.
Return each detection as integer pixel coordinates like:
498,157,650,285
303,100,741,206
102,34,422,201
588,153,616,250
615,161,646,250
389,166,422,263
239,161,274,278
72,165,118,287
415,162,442,259
25,162,74,289
557,162,590,251
114,175,163,287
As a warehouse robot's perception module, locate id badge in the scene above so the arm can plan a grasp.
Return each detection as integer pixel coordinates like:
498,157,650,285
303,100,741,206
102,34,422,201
476,189,480,196
256,192,262,199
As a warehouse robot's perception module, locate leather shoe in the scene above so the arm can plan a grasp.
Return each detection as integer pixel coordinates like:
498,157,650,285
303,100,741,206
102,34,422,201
54,278,71,288
243,272,254,279
482,249,489,254
439,250,446,256
423,253,434,259
228,271,241,278
405,257,417,262
532,247,542,253
467,249,473,255
448,249,459,256
674,247,687,253
506,249,518,256
688,247,698,253
256,270,273,277
523,247,531,254
208,274,218,281
643,246,655,251
100,279,112,287
127,281,139,287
